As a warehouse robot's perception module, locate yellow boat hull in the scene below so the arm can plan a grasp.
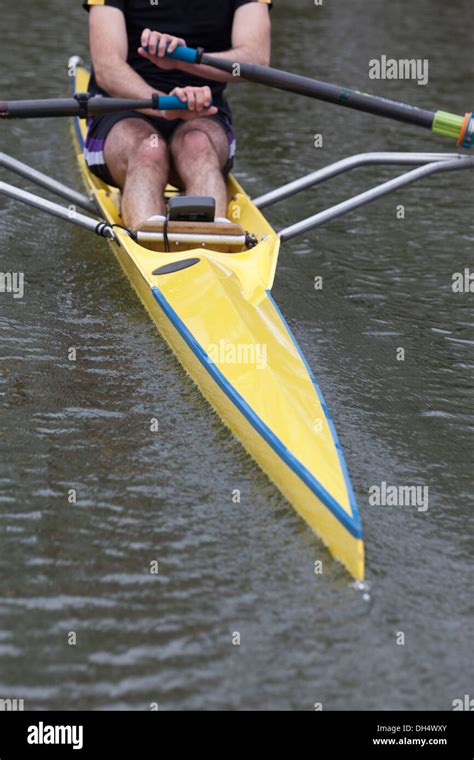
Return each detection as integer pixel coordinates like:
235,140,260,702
71,63,364,580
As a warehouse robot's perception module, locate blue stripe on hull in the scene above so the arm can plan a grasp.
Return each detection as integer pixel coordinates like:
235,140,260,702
267,292,362,534
151,285,363,540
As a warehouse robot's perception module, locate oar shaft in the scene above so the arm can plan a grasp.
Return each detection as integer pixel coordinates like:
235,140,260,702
164,45,472,147
204,56,435,129
0,94,190,119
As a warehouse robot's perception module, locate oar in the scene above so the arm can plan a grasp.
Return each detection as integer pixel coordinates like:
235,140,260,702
0,93,192,119
162,45,474,149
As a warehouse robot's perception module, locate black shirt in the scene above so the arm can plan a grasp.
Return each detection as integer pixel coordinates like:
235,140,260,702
83,0,270,98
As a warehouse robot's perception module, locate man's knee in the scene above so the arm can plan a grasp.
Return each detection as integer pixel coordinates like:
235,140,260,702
133,134,169,167
173,129,216,163
105,121,168,174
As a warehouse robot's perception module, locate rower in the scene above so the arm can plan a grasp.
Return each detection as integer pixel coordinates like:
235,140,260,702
82,0,272,229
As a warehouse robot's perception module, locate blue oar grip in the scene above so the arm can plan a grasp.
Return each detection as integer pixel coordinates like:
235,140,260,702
143,44,203,64
151,94,214,111
165,45,202,64
157,95,189,111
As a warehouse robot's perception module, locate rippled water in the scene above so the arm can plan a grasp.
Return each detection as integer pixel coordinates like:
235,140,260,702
0,0,472,710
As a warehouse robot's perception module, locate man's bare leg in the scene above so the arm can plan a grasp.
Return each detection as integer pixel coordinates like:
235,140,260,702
170,120,230,219
103,118,170,228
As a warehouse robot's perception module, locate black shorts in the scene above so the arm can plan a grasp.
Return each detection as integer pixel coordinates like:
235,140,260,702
84,109,236,187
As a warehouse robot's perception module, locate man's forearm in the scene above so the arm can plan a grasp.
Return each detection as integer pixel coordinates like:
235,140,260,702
94,58,165,99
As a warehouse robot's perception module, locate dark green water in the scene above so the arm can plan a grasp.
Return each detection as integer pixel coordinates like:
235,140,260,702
0,0,472,710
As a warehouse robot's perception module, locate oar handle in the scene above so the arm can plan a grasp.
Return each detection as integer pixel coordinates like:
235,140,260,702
155,93,214,110
156,95,190,110
161,45,202,64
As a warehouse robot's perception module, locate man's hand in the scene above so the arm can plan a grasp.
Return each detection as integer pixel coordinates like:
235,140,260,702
160,85,217,121
137,29,217,121
138,29,186,70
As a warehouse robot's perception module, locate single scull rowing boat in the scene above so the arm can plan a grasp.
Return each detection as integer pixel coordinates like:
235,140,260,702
0,53,472,580
70,60,365,579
